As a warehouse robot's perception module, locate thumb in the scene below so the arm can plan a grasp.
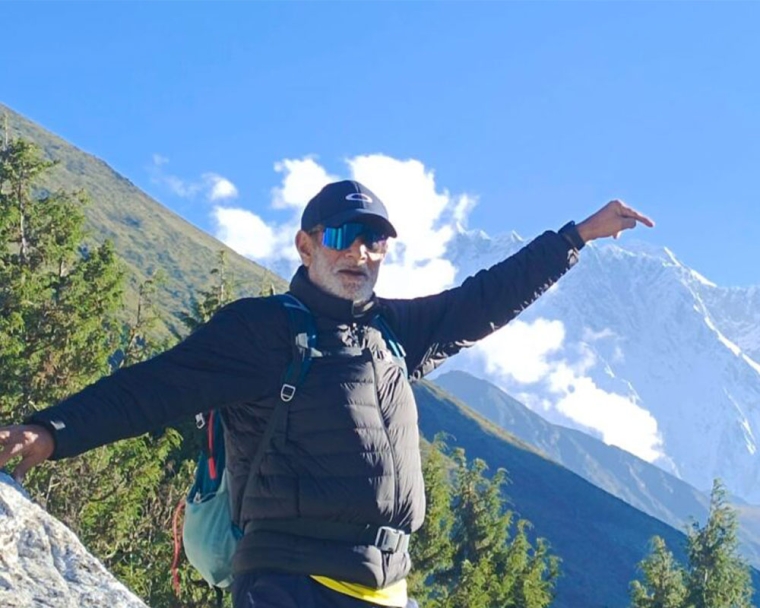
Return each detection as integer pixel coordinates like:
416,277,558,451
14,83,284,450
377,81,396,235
622,217,637,231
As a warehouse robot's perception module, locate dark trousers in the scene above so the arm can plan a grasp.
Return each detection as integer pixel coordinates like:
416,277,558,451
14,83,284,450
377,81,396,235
232,572,419,608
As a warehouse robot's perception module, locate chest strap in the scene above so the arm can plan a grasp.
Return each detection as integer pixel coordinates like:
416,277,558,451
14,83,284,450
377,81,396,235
245,518,410,554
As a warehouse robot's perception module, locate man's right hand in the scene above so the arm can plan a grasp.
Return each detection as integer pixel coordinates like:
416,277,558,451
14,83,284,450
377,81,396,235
0,424,55,482
576,199,655,243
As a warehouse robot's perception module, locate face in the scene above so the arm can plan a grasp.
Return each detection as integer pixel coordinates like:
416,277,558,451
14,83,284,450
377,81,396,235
296,225,387,304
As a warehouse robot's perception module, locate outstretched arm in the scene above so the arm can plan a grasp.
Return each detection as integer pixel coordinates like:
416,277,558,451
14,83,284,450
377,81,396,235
0,297,287,481
385,200,654,378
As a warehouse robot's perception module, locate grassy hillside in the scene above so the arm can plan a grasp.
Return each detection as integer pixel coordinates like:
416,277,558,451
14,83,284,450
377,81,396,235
414,380,760,607
1,103,287,334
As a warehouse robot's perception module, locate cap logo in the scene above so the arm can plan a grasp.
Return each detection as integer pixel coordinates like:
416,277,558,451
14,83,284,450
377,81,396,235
346,193,373,203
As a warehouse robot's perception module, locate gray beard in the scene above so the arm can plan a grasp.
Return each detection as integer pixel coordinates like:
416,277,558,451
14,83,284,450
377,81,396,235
308,256,377,305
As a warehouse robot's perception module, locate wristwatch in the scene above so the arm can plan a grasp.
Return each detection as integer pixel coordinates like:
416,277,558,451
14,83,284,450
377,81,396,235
558,221,585,251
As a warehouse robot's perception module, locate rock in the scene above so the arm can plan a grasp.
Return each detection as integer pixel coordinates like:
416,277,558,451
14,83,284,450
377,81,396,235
0,471,148,608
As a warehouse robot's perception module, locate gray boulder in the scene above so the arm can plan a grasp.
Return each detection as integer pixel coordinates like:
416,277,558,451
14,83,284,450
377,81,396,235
0,471,148,608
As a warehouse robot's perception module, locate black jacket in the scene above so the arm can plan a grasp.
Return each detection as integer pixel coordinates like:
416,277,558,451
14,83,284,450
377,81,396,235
28,229,581,588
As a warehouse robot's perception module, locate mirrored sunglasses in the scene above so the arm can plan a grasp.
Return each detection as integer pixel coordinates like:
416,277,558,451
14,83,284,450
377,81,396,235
320,223,389,254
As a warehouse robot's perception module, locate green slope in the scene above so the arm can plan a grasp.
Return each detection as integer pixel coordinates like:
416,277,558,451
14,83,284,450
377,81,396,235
1,102,287,333
435,369,760,571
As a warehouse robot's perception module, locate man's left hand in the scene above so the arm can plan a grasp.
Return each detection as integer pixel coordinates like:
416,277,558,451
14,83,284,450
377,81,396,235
576,200,655,243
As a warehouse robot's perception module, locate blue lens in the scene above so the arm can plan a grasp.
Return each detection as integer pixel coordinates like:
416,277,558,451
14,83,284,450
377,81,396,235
322,223,387,252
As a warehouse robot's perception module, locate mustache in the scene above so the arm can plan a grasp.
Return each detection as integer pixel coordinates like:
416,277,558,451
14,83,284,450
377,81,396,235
336,265,369,277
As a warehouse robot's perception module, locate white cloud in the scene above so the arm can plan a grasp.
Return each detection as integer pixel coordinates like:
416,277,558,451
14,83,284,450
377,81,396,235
163,175,202,198
271,158,337,210
205,173,238,201
476,319,565,384
212,207,278,259
212,154,469,298
149,155,238,202
582,327,616,342
471,318,664,462
453,193,478,227
549,363,663,462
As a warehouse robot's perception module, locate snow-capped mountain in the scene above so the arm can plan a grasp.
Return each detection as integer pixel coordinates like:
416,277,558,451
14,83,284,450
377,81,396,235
440,227,760,504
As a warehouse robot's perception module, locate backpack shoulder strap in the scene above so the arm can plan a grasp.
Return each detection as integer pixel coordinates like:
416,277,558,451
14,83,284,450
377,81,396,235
236,293,317,526
372,314,408,378
274,293,319,402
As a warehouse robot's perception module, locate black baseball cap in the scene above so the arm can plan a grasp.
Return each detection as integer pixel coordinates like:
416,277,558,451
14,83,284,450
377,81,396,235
300,180,397,238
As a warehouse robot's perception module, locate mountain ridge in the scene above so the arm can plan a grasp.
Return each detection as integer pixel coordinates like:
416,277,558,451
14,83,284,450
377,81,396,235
1,102,287,334
444,226,760,504
435,369,760,569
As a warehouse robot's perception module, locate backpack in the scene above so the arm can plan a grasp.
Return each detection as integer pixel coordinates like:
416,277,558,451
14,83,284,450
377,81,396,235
171,293,406,600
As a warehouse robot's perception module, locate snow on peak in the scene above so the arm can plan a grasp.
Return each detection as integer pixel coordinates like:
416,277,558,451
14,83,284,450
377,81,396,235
663,246,681,267
704,315,743,356
690,269,717,287
444,228,760,504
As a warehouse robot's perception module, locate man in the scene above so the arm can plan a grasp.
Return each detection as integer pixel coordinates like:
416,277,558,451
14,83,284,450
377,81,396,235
0,180,653,608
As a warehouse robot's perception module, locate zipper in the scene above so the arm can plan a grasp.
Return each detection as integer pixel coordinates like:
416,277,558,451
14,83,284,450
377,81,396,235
369,348,397,520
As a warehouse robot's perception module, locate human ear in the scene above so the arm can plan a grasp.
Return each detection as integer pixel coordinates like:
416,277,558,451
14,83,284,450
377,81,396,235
295,230,314,267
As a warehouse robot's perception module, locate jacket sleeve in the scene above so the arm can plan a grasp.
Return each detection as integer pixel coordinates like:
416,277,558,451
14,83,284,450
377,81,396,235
25,298,287,460
381,230,580,380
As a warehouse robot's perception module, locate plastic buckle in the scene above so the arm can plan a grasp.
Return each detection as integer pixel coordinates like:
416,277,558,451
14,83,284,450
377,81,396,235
195,413,206,429
375,526,403,553
280,384,296,402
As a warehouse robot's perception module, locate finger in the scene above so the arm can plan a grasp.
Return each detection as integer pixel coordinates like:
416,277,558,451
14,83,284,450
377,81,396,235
0,431,18,469
12,455,40,483
619,204,655,228
0,440,25,465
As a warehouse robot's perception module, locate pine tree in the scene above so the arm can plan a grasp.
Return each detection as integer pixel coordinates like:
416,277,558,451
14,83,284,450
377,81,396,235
0,135,123,419
0,130,127,531
119,270,172,368
178,250,234,332
629,536,687,608
629,480,754,608
0,129,205,607
426,446,559,608
408,437,455,603
684,479,753,608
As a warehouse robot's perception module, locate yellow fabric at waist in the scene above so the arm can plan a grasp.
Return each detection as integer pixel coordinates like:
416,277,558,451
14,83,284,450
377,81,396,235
310,576,408,607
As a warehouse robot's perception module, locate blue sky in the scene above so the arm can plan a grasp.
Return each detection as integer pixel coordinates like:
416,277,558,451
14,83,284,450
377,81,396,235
3,1,759,287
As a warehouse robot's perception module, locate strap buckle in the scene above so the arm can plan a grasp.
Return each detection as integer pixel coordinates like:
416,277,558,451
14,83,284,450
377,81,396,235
280,384,296,402
374,526,409,553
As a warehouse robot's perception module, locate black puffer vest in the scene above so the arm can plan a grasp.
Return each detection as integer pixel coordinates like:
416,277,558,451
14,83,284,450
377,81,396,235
229,268,425,588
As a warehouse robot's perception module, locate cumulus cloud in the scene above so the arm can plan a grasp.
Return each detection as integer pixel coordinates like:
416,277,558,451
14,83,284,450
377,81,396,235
271,158,337,210
549,361,662,461
211,154,473,298
477,319,566,384
471,318,664,462
150,155,238,202
205,173,238,201
213,208,277,258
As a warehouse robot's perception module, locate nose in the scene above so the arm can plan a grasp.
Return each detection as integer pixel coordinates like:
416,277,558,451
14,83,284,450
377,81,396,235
345,236,369,260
